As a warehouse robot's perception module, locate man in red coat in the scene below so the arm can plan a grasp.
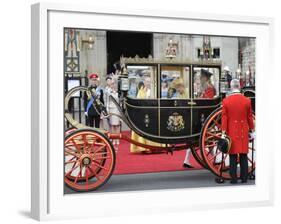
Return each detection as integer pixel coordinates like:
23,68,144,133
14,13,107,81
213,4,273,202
221,79,254,183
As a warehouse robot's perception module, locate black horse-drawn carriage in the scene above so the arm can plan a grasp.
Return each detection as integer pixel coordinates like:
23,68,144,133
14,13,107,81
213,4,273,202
64,56,255,192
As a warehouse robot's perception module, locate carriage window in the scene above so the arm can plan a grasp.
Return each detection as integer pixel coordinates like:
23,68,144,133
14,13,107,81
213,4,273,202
160,66,190,99
127,65,157,99
193,67,220,99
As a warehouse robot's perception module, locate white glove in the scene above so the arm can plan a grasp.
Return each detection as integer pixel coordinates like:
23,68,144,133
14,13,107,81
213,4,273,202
250,131,256,140
84,112,88,117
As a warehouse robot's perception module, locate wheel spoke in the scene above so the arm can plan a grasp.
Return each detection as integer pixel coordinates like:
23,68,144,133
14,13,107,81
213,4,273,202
65,145,77,151
71,138,81,152
89,136,97,152
208,150,222,162
74,165,82,184
65,150,79,158
206,132,221,139
65,163,79,176
218,154,227,171
204,142,217,148
93,156,111,160
93,145,107,154
65,160,77,165
213,118,221,129
82,134,88,153
92,160,109,171
93,151,108,157
88,166,101,181
85,167,89,187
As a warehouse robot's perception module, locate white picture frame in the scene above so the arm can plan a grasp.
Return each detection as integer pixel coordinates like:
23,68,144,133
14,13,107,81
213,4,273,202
31,2,275,221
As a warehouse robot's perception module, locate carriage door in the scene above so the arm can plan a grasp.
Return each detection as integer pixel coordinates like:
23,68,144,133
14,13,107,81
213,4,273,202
192,66,221,134
159,65,192,137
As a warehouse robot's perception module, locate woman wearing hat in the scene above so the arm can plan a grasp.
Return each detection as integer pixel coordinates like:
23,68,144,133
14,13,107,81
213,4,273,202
199,69,216,99
171,77,189,99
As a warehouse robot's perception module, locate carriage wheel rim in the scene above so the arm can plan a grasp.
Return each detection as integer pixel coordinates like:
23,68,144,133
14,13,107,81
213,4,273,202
200,109,255,180
64,130,115,191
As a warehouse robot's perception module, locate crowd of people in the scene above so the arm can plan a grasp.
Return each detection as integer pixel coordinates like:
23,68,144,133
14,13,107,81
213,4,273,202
84,72,121,147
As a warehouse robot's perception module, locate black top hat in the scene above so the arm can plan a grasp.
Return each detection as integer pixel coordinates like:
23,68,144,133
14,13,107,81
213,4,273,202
201,69,213,78
217,135,232,154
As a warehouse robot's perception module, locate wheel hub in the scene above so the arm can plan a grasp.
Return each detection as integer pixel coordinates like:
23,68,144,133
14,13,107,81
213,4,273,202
80,155,92,166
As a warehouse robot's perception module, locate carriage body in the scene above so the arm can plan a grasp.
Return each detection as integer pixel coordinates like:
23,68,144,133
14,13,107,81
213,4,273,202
118,57,223,144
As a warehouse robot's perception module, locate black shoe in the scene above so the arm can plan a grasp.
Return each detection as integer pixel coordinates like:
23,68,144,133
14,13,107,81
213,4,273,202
183,163,194,168
241,179,248,183
215,177,225,184
230,179,238,184
248,173,255,180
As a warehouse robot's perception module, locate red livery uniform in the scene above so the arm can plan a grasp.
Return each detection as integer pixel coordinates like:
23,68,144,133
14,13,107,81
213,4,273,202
221,93,254,154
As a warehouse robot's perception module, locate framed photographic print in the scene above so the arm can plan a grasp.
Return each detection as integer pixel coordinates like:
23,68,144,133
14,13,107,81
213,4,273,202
31,2,274,221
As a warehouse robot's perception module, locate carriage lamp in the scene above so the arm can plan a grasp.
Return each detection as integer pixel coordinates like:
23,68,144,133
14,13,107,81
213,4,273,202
82,33,95,50
120,76,129,91
119,67,129,92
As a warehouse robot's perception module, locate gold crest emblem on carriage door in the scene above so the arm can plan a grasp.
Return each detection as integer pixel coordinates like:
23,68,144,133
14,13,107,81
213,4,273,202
167,112,185,132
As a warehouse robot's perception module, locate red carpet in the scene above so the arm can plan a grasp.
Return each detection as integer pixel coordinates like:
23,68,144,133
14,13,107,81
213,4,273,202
113,131,203,175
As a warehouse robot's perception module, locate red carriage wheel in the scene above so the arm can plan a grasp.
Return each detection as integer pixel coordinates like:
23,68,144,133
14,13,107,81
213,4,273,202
64,129,115,191
200,108,256,180
65,128,107,182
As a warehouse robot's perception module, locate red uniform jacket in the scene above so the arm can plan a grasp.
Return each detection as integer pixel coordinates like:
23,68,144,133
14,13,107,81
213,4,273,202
201,85,216,98
221,93,254,154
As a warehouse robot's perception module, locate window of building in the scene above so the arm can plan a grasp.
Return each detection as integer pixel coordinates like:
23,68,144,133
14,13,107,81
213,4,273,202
213,48,220,58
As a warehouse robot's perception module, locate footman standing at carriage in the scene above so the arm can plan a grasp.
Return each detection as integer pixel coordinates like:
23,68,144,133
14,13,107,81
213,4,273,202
84,73,104,128
221,79,254,183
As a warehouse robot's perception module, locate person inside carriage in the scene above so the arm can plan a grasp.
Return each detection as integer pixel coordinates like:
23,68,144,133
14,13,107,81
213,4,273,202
199,69,216,99
171,77,189,99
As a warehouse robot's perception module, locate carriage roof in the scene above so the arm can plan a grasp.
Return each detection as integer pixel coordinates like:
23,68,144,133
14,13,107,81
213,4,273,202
120,55,222,66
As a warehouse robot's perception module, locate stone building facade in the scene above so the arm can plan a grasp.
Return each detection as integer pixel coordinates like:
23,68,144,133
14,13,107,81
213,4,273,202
64,29,255,85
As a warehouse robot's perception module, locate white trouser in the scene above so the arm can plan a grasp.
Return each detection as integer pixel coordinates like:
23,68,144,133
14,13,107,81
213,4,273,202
183,148,191,164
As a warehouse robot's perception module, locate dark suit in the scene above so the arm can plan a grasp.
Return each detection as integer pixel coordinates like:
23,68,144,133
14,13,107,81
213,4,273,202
84,85,104,128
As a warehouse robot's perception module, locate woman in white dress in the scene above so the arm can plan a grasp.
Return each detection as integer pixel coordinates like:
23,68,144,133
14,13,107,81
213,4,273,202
107,77,121,147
